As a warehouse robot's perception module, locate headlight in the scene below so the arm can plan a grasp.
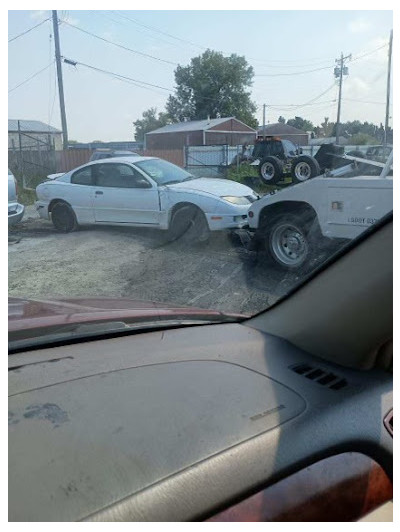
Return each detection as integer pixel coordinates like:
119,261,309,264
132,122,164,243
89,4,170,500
221,196,251,205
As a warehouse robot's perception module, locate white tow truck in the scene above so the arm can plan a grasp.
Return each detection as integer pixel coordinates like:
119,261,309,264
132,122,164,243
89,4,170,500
247,151,393,270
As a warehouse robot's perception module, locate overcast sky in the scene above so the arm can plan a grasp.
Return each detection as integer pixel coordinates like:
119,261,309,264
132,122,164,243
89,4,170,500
8,9,393,142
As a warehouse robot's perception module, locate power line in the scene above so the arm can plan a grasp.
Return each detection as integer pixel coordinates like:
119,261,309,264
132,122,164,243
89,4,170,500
343,98,387,105
91,10,201,54
254,63,335,77
111,11,207,52
349,43,388,63
112,10,341,68
269,99,336,110
8,16,51,43
268,82,337,110
64,58,238,106
8,61,54,93
62,20,178,66
68,59,174,92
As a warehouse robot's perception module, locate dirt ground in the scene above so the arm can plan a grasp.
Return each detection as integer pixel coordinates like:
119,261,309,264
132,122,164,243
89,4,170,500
8,206,303,315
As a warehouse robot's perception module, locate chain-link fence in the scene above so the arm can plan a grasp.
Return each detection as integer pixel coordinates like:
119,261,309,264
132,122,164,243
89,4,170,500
185,145,254,177
184,143,384,177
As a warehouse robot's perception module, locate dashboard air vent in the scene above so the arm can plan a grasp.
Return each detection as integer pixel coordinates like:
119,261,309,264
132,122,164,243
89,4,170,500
384,410,393,437
290,364,348,390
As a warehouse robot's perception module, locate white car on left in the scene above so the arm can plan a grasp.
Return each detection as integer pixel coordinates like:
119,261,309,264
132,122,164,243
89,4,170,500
35,156,259,241
8,169,25,226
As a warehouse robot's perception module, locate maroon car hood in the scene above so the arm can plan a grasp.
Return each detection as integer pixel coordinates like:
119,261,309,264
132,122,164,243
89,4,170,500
8,296,245,333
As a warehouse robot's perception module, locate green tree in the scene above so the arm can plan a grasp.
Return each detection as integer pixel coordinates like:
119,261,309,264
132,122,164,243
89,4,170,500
347,133,378,145
166,50,257,128
313,117,335,138
278,116,286,124
133,108,171,142
286,116,314,132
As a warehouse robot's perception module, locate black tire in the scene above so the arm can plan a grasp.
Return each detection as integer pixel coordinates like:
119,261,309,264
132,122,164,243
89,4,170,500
168,205,210,244
51,202,78,233
258,156,284,185
257,212,321,271
291,155,320,184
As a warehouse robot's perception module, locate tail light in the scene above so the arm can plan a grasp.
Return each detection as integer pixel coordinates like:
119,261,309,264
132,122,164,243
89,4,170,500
14,177,18,199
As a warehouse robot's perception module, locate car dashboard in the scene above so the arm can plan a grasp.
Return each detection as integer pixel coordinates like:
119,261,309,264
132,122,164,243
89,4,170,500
8,322,393,521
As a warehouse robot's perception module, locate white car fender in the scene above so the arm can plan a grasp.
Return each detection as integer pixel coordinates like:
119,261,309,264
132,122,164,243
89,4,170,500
159,188,220,227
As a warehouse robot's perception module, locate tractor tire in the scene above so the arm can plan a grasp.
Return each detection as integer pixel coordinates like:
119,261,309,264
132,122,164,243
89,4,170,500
291,155,321,184
258,156,284,185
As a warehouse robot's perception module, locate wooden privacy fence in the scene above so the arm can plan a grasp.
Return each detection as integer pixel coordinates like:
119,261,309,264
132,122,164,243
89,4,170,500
55,149,93,172
142,149,184,167
8,149,93,187
8,147,186,188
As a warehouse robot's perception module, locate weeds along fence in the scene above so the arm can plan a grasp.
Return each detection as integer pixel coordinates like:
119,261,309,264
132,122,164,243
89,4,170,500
184,144,381,177
7,143,379,191
185,145,244,177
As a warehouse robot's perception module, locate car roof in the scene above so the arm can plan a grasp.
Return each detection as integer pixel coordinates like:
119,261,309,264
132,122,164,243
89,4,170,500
86,156,157,166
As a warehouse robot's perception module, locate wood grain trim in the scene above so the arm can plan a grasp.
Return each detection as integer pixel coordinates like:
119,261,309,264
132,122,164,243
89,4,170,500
206,453,392,522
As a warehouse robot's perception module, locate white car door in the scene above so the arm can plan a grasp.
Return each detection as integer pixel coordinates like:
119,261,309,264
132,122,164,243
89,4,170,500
92,162,160,225
67,166,97,223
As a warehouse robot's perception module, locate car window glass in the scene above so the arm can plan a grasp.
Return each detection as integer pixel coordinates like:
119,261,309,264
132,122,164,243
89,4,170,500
95,163,150,188
71,167,93,186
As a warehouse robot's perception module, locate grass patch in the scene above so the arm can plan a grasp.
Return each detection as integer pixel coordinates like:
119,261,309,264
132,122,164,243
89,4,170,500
226,165,291,195
17,188,36,206
14,176,40,206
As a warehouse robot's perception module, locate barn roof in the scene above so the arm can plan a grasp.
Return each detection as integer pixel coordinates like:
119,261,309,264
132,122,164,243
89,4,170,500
257,123,309,136
8,119,61,133
147,117,255,135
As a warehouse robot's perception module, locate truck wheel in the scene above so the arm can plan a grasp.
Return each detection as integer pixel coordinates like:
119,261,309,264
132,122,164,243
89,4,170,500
258,156,283,185
259,213,319,271
168,205,209,245
291,156,320,184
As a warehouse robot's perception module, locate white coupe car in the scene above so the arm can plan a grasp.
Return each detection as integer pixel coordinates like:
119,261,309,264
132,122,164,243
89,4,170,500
36,157,258,241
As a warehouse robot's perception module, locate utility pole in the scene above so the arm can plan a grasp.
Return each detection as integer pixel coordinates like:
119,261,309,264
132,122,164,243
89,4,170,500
17,119,24,181
334,52,351,145
262,104,266,138
384,30,393,147
52,10,68,149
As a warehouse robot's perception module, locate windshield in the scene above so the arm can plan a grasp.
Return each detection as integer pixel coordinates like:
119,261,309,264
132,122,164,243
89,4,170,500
8,9,393,349
135,159,195,185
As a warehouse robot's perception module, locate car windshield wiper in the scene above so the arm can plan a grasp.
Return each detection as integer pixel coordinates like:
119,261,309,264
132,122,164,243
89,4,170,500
163,180,182,185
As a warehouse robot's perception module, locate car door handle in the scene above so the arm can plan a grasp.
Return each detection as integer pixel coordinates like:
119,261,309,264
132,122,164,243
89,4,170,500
95,191,103,195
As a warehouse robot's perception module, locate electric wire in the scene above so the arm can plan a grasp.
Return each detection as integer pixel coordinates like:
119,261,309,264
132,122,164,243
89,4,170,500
8,16,51,43
62,20,178,66
9,62,55,94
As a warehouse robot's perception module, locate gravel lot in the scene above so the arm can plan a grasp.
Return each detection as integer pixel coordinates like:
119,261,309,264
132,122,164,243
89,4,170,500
8,206,302,315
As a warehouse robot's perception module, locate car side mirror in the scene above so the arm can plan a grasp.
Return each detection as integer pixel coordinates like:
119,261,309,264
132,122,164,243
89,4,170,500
135,179,152,189
298,147,303,154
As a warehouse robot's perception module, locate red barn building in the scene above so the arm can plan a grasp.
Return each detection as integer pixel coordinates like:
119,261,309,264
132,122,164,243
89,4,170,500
145,117,256,150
